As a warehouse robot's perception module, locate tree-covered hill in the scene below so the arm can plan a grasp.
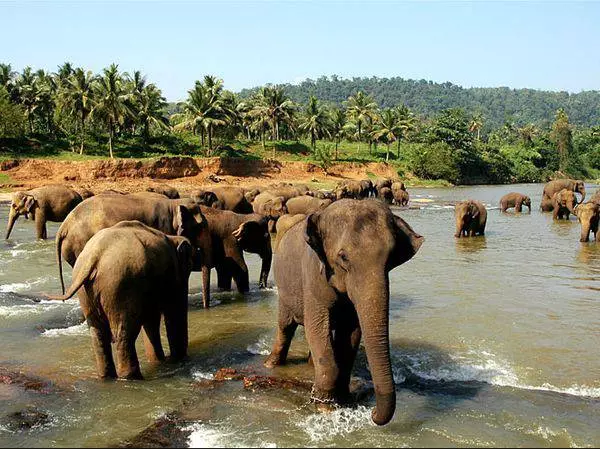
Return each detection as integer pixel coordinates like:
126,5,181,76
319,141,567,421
239,76,600,130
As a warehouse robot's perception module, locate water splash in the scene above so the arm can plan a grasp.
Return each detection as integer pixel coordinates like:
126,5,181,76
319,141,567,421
295,406,373,443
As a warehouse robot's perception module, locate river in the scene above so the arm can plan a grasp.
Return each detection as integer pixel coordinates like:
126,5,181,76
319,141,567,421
0,183,598,447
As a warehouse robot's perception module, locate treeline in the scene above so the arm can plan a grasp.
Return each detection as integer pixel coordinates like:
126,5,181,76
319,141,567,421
240,75,600,130
1,63,600,185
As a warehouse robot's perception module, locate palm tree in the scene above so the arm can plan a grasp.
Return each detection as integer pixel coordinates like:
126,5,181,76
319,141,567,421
55,62,74,89
517,123,538,147
345,91,377,153
394,105,416,159
371,108,398,162
137,84,169,146
35,69,57,136
59,68,95,154
0,63,16,97
246,94,270,152
469,112,484,141
92,64,132,158
329,107,346,160
261,86,296,141
298,96,331,151
15,67,40,134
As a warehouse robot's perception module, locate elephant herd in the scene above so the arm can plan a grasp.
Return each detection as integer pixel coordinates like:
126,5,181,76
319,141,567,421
455,178,599,243
4,177,417,426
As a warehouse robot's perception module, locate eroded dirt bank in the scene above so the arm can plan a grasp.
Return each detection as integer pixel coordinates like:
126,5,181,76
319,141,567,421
0,157,401,195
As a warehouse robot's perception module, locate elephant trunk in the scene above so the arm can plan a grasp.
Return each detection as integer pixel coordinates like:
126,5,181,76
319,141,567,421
354,275,396,426
5,208,18,240
579,187,586,204
259,241,272,289
580,222,591,242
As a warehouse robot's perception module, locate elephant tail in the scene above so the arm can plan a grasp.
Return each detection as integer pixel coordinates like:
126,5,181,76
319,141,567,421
56,229,66,295
46,258,96,302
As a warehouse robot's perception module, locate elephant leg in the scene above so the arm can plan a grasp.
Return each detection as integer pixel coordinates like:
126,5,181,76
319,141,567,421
142,313,165,363
114,323,143,380
164,296,188,361
305,307,339,403
515,201,522,213
35,214,47,240
265,309,298,368
332,306,361,401
230,256,250,293
216,264,233,291
88,320,116,379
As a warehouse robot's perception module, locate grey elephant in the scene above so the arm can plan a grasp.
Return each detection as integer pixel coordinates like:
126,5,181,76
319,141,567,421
6,184,83,240
146,185,180,199
265,200,423,426
542,179,585,211
552,189,577,220
285,196,332,215
574,202,600,242
200,186,253,213
500,192,531,213
454,200,487,237
273,214,305,251
55,193,212,307
49,221,193,380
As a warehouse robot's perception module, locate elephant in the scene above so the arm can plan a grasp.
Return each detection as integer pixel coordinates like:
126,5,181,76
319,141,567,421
500,192,531,213
252,192,288,218
199,206,272,299
454,200,487,237
265,186,303,202
193,186,253,214
373,178,392,196
377,187,394,205
285,196,332,215
334,180,369,200
574,202,600,242
6,184,83,240
392,190,409,207
552,189,577,220
146,185,180,199
48,221,193,380
265,199,423,426
77,188,95,200
244,188,262,204
55,193,212,307
309,190,336,201
273,214,305,251
359,179,374,197
589,190,600,205
542,179,585,210
191,190,223,209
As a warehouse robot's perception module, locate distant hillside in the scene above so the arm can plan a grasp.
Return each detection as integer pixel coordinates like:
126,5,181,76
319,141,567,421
239,76,600,130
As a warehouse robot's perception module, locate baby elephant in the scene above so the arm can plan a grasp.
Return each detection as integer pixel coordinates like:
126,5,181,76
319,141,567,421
454,200,487,237
49,221,194,380
574,202,600,242
500,192,531,213
552,189,577,220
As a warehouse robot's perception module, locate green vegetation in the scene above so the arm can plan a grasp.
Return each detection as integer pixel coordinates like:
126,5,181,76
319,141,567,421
1,62,599,185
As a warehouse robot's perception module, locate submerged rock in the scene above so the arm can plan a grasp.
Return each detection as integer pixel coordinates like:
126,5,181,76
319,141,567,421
119,413,193,448
0,368,54,394
1,407,49,432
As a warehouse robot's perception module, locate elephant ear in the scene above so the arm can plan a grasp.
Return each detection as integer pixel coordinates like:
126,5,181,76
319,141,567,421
304,212,330,275
176,239,194,277
24,195,37,212
176,205,199,237
389,215,424,269
469,202,480,219
232,219,269,251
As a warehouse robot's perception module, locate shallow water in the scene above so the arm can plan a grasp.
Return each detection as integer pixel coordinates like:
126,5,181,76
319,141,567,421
0,183,599,448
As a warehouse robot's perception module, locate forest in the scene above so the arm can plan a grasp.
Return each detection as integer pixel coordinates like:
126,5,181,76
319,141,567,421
1,62,600,185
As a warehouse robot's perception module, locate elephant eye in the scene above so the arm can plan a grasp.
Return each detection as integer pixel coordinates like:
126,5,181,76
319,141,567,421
336,250,350,271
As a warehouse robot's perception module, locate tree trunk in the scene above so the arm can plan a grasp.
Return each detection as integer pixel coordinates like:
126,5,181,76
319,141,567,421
79,114,85,155
356,123,361,154
386,143,390,162
396,138,401,159
109,120,114,159
276,121,280,141
208,125,213,156
335,138,339,161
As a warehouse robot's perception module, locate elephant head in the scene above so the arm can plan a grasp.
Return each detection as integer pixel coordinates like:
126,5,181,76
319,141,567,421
574,180,586,204
6,192,38,239
574,202,600,242
191,191,221,209
261,196,287,218
334,185,348,201
174,205,211,270
523,196,532,211
554,189,577,214
454,201,480,238
305,201,423,425
244,189,261,204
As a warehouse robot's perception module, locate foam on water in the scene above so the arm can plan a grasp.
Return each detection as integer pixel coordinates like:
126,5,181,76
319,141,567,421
295,405,373,443
41,322,88,338
0,302,66,318
246,335,272,356
186,423,276,448
0,276,53,293
395,349,600,398
192,371,215,381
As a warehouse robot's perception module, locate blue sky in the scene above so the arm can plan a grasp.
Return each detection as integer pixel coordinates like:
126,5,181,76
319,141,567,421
1,1,599,101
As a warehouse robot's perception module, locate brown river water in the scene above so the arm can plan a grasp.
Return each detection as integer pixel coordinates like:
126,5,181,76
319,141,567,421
0,183,598,447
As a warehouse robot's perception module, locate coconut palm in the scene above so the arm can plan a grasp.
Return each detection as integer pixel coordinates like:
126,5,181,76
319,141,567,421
92,63,132,158
35,69,57,136
345,91,377,153
394,105,417,159
246,94,271,152
371,108,398,162
137,84,169,146
298,96,331,151
59,68,95,154
261,86,296,141
469,113,484,141
15,67,40,134
329,107,346,160
0,63,16,96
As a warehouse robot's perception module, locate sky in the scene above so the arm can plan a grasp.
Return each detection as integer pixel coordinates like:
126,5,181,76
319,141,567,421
1,1,599,101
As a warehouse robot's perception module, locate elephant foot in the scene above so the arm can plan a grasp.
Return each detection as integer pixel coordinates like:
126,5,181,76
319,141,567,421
310,386,337,405
120,368,143,380
264,353,284,368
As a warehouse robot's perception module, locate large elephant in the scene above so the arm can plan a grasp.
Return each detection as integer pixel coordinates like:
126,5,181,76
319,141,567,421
454,200,487,237
552,189,577,220
49,221,193,380
146,185,180,199
200,207,272,302
542,179,586,210
500,192,531,213
285,196,331,215
574,202,600,242
55,193,212,306
273,214,305,251
334,180,369,200
265,200,423,426
5,185,83,240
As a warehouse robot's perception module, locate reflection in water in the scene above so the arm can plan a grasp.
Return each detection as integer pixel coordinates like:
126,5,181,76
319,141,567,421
455,236,487,253
576,242,600,266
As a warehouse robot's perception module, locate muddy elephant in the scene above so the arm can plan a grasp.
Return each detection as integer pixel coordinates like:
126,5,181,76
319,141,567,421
200,207,272,301
454,200,487,237
265,200,423,426
285,196,332,215
552,189,577,220
6,185,83,240
377,187,394,204
542,179,585,211
273,214,305,251
49,221,193,380
55,193,212,307
194,186,253,214
574,202,600,242
391,182,408,206
334,180,370,200
500,192,531,213
146,185,180,199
